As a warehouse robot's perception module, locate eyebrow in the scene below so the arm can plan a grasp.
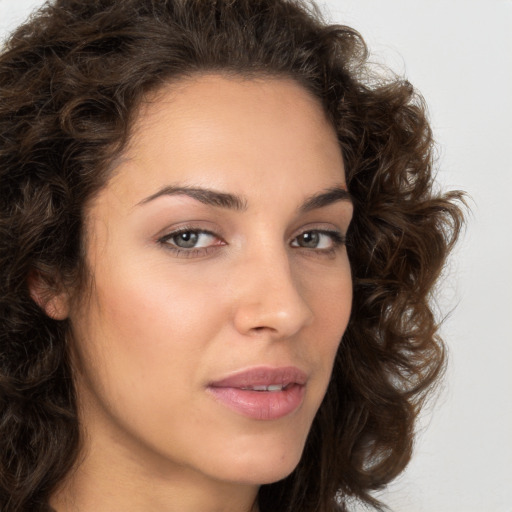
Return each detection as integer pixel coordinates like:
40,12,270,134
299,186,352,213
138,185,248,211
138,184,351,212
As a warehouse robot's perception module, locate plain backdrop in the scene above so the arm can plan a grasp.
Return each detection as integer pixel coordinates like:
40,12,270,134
1,1,511,511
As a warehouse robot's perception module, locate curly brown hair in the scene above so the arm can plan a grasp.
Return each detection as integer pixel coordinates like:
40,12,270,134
0,0,464,511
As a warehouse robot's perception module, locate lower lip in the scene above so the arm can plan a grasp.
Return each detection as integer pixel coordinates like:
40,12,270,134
207,384,305,420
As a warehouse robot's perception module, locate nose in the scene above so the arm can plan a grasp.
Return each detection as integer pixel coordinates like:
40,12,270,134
231,246,314,339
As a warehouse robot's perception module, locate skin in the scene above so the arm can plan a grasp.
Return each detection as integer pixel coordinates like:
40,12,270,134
49,75,353,512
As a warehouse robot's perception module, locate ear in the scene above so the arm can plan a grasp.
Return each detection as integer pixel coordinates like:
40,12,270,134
28,270,70,320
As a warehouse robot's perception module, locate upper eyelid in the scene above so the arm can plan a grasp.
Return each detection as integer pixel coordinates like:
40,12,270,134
291,225,345,239
159,225,343,238
157,223,222,240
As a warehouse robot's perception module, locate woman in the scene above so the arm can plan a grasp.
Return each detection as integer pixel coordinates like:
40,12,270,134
0,0,464,511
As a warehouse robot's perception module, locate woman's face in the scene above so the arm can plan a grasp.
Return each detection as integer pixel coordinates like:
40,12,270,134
67,75,352,496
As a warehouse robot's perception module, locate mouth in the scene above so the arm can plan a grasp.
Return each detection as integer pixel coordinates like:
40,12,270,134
207,366,307,420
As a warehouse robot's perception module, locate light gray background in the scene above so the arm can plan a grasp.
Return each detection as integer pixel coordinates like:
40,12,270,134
1,1,511,511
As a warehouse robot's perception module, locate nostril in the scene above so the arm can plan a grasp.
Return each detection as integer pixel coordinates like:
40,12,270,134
251,325,276,333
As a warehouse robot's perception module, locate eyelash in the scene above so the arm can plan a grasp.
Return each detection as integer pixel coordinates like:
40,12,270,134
157,226,346,259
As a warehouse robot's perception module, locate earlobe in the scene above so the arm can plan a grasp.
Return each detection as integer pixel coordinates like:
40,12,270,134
28,270,70,320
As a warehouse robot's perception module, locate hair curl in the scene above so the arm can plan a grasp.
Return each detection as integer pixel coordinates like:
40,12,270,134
0,0,464,510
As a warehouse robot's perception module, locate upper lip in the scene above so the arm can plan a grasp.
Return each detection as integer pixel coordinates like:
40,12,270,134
208,366,308,389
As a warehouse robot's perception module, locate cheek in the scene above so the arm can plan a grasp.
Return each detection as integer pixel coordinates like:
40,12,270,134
295,257,352,386
102,256,223,337
318,265,351,354
324,274,352,346
306,256,352,325
71,261,228,408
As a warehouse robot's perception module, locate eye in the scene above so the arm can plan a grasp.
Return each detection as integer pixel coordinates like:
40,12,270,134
290,230,345,251
168,230,215,249
158,228,223,254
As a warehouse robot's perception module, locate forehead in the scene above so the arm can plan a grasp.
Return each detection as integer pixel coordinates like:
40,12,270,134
104,74,345,208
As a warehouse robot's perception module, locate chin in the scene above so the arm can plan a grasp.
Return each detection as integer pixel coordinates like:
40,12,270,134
210,433,307,486
248,461,301,486
224,458,302,486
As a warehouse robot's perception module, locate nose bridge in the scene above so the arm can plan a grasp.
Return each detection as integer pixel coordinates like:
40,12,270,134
231,238,314,338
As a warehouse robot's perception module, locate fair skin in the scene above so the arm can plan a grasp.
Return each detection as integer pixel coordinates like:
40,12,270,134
47,75,353,512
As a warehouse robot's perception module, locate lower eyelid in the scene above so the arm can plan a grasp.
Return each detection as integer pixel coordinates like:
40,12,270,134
169,245,220,258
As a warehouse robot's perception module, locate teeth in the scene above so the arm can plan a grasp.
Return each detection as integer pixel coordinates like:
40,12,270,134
241,385,285,392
